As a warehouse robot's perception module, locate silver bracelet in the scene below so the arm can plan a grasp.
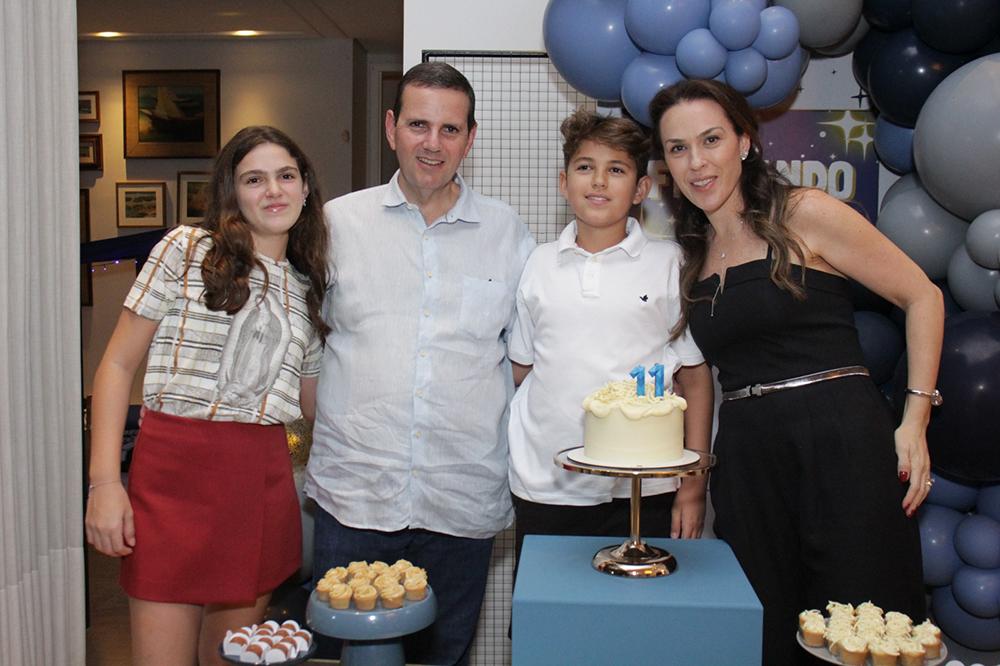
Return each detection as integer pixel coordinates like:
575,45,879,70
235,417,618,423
905,388,943,406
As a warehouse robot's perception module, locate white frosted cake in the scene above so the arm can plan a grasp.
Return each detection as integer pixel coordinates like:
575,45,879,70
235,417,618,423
581,380,687,465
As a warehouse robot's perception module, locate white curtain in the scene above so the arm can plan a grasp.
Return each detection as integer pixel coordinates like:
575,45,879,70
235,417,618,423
0,0,87,664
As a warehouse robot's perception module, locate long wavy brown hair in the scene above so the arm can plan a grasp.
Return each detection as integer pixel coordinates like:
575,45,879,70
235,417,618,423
649,80,807,338
199,125,330,339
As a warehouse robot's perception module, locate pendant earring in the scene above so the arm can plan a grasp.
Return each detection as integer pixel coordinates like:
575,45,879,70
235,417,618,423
740,151,748,161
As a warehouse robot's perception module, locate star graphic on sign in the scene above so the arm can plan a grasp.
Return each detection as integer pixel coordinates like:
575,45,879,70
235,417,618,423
851,88,869,108
818,111,875,159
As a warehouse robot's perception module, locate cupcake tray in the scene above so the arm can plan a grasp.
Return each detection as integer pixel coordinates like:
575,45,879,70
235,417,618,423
219,640,316,665
796,632,947,665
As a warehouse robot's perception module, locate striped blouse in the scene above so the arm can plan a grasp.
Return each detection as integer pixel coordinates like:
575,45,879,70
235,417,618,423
125,225,322,425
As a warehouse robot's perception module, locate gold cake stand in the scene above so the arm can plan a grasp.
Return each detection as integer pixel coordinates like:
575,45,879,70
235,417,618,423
554,447,716,578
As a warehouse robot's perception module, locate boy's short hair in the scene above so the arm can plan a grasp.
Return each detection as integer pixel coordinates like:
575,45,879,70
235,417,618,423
560,109,651,178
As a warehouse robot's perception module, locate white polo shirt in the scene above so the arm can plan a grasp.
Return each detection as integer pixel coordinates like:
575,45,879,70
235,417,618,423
507,218,704,505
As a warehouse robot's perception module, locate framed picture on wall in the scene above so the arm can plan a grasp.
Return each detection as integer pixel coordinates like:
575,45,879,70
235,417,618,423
79,91,100,123
80,134,103,170
116,181,167,228
177,171,211,226
80,189,93,306
123,69,220,158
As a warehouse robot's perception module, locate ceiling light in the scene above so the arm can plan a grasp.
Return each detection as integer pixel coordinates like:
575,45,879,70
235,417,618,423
95,31,122,38
232,30,260,37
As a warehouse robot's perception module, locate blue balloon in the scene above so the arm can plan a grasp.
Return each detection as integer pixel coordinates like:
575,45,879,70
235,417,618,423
931,585,1000,651
925,312,1000,484
622,53,684,128
711,0,765,9
862,0,912,31
851,27,892,92
625,0,711,55
918,503,966,587
544,0,641,101
912,0,1000,54
955,514,1000,569
873,115,914,174
676,28,728,78
927,473,981,512
853,310,904,385
745,47,805,109
709,0,761,50
979,484,1000,522
724,48,767,93
867,29,966,127
952,565,1000,618
752,5,800,60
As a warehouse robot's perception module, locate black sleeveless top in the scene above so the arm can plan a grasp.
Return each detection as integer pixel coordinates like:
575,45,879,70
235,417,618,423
689,250,866,393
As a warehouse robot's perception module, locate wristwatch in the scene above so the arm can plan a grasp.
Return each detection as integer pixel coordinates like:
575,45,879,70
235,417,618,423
905,388,943,406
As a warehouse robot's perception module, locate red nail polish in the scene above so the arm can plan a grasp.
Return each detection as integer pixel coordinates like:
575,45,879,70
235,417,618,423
899,471,909,483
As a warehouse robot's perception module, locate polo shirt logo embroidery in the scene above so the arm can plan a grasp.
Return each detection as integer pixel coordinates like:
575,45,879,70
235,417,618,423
640,294,648,302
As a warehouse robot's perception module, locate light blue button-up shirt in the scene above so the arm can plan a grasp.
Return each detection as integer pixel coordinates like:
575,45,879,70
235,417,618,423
306,172,535,538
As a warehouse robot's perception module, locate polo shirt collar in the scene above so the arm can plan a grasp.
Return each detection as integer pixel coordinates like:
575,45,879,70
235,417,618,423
557,217,647,257
381,171,481,225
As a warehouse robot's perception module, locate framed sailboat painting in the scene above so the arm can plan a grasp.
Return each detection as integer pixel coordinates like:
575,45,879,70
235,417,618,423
123,70,220,158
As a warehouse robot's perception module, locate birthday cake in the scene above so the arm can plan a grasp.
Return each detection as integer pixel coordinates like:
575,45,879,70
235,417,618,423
581,379,687,466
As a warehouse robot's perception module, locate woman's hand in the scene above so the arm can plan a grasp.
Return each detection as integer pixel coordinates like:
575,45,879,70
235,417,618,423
894,420,932,517
85,482,136,557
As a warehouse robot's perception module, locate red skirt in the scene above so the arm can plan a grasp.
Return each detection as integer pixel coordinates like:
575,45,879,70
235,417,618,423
120,410,302,605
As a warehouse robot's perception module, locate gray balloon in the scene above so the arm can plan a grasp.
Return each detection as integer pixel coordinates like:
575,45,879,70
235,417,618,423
880,172,922,212
947,245,1000,312
914,54,1000,221
774,0,863,49
876,186,967,279
814,15,869,57
966,209,1000,270
995,277,1000,308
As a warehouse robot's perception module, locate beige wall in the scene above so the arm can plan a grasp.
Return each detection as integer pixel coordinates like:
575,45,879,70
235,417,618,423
78,37,355,398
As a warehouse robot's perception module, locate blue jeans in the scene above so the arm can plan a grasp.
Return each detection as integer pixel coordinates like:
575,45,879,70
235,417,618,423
312,507,495,666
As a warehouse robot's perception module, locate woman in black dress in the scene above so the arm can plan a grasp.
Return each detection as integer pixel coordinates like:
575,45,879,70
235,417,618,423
649,80,944,665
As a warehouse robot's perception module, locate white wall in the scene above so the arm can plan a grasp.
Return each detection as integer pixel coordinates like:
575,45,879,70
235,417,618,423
403,0,546,68
78,38,355,397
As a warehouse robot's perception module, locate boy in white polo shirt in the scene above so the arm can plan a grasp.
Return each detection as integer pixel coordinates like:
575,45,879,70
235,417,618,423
507,109,714,569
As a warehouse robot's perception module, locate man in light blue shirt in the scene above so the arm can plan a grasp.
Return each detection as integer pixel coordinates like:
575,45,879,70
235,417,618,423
306,62,534,665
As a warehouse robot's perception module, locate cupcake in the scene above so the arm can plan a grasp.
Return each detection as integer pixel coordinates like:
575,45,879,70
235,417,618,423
856,601,884,618
838,635,869,666
348,574,375,590
291,629,312,652
373,573,400,591
897,638,926,666
370,560,390,575
800,616,825,647
403,566,428,581
325,566,349,582
798,609,823,629
404,575,428,601
869,637,900,666
917,633,941,659
346,560,370,577
264,641,296,664
354,584,378,611
316,577,335,602
826,601,854,618
328,582,353,610
824,626,851,657
912,620,941,640
380,583,406,609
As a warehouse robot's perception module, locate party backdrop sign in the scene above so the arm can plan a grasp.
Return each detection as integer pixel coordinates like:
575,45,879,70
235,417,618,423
760,110,878,222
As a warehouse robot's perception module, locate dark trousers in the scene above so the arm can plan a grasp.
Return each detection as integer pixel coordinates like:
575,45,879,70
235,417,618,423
712,381,926,666
311,508,494,666
511,492,676,582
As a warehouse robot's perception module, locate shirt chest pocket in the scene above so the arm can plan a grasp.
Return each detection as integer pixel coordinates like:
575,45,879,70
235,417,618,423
459,276,512,339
